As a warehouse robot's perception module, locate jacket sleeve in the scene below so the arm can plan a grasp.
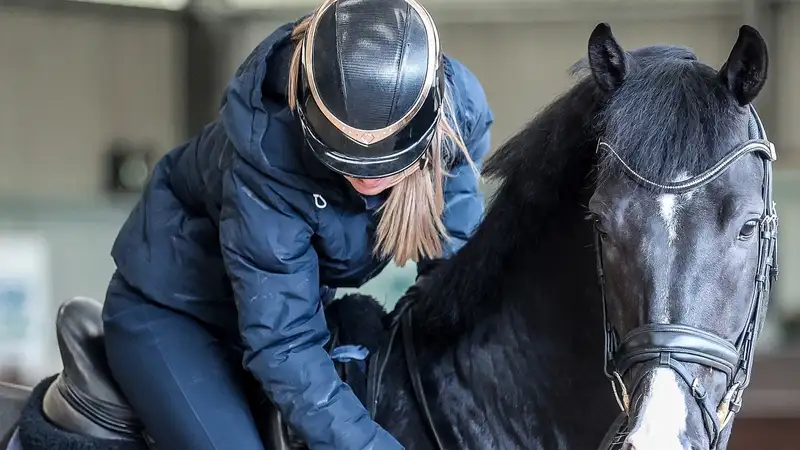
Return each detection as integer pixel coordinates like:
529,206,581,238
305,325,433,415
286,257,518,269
219,157,403,450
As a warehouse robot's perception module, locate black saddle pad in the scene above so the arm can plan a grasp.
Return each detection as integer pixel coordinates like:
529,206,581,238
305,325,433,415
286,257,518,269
0,383,30,441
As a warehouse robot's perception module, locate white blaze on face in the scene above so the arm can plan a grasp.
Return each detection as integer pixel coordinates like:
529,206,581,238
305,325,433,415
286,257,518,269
659,194,679,246
626,369,688,450
657,173,696,246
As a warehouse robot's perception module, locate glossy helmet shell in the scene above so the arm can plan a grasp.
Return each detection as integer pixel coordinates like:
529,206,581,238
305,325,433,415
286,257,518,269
295,0,443,179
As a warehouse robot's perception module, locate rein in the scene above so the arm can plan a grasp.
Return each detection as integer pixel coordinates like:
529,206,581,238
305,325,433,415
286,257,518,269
594,104,779,449
365,300,445,449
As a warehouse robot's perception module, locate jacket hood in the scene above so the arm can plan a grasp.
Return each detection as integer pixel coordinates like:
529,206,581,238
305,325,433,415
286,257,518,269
218,20,325,182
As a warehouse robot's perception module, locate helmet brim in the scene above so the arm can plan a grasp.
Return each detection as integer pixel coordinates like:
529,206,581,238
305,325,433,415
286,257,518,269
297,72,442,179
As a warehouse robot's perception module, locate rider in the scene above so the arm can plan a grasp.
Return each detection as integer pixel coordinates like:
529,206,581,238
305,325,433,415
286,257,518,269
101,0,493,448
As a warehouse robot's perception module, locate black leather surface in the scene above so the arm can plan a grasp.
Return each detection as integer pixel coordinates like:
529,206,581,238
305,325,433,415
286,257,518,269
296,0,443,179
56,298,120,402
312,0,430,128
615,324,740,376
597,412,628,450
45,297,141,436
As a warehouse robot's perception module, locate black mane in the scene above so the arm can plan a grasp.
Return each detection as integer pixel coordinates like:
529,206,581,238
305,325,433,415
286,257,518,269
411,44,749,339
411,65,602,337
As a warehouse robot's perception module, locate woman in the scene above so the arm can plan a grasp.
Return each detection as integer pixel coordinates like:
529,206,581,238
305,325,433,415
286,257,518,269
101,0,493,448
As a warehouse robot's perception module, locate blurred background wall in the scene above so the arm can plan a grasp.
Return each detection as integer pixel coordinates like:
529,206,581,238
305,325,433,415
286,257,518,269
1,0,800,432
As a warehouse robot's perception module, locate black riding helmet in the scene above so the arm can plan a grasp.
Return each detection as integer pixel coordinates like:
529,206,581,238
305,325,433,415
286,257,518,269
295,0,444,179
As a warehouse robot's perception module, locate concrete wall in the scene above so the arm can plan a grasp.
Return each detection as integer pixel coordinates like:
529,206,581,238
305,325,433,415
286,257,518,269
0,5,185,380
444,17,742,150
774,2,800,163
0,5,185,201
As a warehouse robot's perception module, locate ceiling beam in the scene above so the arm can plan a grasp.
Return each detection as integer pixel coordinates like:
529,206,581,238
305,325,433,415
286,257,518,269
66,0,187,9
221,0,743,24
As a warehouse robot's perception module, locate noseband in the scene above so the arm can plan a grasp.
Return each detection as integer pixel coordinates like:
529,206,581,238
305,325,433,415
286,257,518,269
595,104,779,449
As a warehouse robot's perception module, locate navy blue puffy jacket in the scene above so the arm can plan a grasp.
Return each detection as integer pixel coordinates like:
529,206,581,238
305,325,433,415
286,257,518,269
109,20,493,450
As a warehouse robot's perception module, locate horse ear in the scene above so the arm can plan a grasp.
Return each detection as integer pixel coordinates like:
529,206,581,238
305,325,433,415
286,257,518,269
719,25,768,106
588,23,628,92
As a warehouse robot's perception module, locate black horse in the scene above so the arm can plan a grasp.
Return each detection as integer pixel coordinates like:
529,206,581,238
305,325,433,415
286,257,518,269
1,22,777,450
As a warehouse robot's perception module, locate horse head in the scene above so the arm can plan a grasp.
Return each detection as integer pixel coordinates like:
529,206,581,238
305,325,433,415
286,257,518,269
585,23,776,450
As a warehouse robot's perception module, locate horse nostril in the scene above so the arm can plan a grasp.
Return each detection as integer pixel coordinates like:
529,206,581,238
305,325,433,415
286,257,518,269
621,444,635,450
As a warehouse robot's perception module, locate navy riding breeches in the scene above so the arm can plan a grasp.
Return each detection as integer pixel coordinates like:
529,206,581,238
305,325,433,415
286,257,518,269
102,272,273,450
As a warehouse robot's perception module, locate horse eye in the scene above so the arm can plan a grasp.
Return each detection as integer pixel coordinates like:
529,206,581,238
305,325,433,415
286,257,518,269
738,220,759,239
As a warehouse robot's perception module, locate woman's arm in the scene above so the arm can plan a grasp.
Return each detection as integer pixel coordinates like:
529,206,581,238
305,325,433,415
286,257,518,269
219,157,403,450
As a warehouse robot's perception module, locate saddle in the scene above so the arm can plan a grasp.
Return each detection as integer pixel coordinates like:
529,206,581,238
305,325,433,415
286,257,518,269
41,297,144,444
41,297,369,450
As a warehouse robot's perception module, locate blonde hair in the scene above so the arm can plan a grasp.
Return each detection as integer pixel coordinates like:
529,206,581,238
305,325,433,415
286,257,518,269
288,12,478,266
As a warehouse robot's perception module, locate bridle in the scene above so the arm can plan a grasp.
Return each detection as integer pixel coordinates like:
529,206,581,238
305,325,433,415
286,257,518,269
594,104,779,449
596,104,778,448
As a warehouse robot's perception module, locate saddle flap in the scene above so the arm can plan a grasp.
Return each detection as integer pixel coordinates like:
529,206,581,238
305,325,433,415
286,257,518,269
50,297,140,435
55,297,121,401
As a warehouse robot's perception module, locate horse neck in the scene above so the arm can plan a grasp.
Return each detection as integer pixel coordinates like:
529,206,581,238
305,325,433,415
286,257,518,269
464,203,607,388
511,206,604,344
399,204,617,447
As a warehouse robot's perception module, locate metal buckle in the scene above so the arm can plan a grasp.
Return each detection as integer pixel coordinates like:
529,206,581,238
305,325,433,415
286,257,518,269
716,382,741,428
691,378,707,400
610,371,630,414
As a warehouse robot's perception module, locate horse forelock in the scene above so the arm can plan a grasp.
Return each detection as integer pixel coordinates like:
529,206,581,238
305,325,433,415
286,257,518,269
594,45,749,186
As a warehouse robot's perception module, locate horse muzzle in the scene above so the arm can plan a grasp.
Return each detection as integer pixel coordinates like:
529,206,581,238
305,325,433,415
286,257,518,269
607,324,745,449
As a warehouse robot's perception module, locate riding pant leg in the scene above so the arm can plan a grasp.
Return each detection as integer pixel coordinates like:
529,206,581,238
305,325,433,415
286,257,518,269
102,271,269,450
